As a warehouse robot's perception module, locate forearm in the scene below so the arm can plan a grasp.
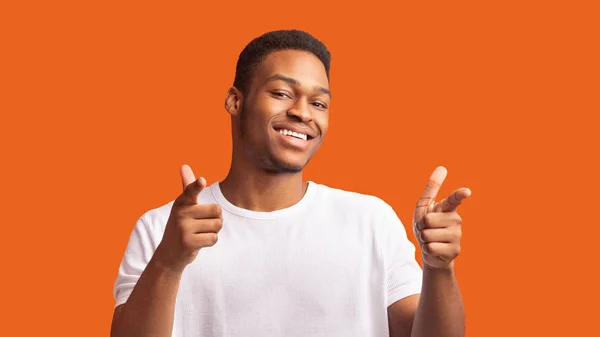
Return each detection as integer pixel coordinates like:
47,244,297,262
110,255,183,337
411,264,465,337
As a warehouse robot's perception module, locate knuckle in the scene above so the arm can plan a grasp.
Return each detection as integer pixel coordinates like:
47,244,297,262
455,227,462,240
213,204,223,218
207,233,219,246
423,213,434,227
420,230,430,242
454,245,461,256
422,214,430,226
214,219,223,232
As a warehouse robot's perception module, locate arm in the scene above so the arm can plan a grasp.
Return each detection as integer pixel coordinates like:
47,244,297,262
110,256,184,337
111,165,222,337
411,264,464,337
387,265,465,337
388,166,471,337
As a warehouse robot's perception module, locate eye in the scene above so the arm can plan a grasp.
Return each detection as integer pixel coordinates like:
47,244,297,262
271,91,291,99
312,102,328,109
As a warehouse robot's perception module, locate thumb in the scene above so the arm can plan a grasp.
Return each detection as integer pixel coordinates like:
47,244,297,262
179,164,207,205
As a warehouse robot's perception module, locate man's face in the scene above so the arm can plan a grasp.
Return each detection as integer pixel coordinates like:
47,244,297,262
237,50,331,173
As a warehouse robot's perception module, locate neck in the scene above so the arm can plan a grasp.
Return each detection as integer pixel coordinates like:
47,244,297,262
219,157,308,212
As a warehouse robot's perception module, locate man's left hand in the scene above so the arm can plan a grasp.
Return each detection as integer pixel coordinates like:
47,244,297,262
413,166,471,270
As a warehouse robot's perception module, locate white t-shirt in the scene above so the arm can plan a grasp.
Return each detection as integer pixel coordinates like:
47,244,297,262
113,181,423,337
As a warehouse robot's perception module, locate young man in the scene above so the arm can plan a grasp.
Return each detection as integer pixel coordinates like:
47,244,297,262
111,29,471,337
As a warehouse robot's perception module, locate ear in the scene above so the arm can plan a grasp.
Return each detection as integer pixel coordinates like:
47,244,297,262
225,87,243,117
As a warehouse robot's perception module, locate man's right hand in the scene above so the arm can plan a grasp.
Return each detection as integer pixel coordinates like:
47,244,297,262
153,164,223,274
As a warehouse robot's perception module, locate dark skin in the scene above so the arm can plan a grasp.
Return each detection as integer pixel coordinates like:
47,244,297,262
221,50,467,337
220,50,331,212
111,49,467,337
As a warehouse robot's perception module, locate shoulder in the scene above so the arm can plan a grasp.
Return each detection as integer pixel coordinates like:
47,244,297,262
140,200,174,226
311,182,397,219
132,200,174,237
312,182,413,251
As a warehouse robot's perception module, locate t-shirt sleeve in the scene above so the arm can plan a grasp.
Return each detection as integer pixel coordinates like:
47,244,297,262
380,203,423,307
112,215,158,308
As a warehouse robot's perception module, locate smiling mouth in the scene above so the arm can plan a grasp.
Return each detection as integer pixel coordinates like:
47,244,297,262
274,127,314,141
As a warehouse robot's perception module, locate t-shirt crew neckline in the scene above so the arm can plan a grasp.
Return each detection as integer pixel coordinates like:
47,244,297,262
209,181,319,220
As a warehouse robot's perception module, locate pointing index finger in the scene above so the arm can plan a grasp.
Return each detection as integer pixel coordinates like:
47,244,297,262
417,166,448,209
180,164,196,190
179,164,207,205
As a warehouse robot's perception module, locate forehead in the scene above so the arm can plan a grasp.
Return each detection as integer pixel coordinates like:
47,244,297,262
253,50,329,90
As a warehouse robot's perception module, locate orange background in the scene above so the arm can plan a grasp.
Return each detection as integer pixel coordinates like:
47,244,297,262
1,1,598,336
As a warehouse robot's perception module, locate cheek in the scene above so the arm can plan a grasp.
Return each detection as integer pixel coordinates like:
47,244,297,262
251,100,287,127
240,108,276,143
316,113,330,136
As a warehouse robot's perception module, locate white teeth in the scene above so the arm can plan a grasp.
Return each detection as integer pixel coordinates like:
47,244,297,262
278,129,307,140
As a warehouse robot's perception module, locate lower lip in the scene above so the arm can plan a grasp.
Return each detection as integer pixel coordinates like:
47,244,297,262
275,130,311,150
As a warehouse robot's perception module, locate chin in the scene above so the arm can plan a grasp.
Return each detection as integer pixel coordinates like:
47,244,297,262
267,154,310,174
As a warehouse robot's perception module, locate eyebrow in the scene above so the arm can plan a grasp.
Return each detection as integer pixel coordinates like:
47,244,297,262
265,74,331,98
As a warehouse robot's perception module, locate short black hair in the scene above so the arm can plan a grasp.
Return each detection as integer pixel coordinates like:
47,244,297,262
233,29,331,95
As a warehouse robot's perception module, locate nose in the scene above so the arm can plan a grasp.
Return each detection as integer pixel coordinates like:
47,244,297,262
287,98,312,122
